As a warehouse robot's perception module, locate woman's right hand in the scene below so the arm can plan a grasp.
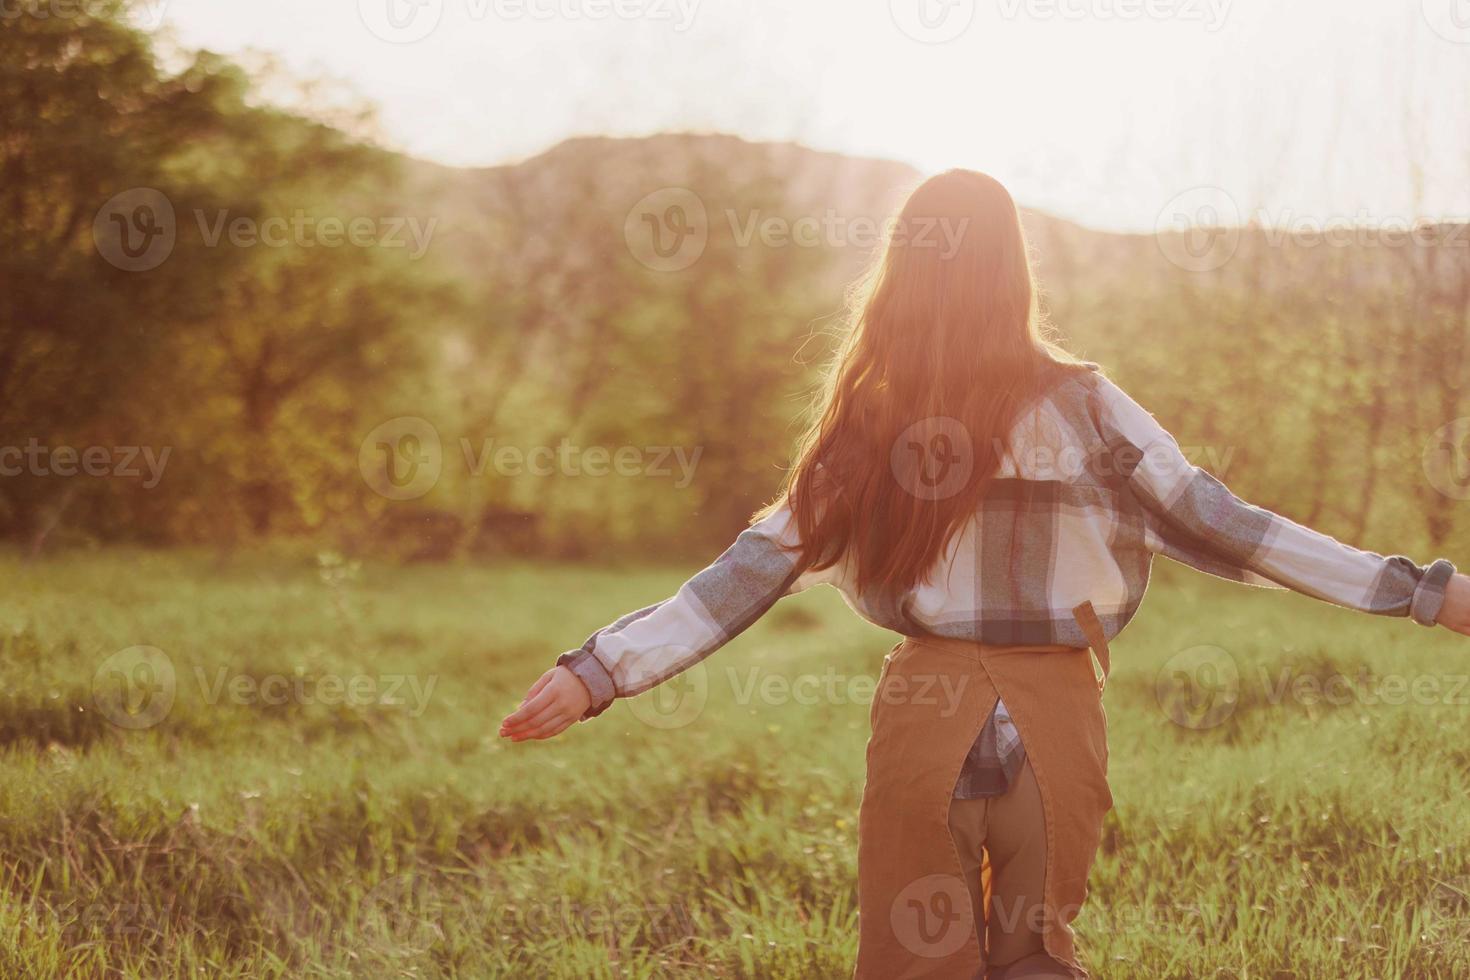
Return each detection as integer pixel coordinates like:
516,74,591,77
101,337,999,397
1439,573,1470,637
499,666,592,742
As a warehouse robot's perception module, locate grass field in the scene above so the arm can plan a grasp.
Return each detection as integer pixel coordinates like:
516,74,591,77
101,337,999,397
2,548,1469,978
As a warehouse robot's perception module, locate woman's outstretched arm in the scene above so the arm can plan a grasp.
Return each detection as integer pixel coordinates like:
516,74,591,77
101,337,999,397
1092,375,1470,635
500,503,814,740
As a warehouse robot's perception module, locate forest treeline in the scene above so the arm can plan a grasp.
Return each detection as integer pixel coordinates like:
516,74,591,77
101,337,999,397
3,2,1466,564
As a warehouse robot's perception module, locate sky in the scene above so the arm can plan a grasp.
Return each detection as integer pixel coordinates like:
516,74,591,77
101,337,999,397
147,0,1470,232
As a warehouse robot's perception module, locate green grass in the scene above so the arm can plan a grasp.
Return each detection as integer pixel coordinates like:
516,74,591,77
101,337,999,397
1,548,1468,978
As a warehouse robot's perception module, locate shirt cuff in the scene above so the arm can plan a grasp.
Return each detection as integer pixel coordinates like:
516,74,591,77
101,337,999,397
1409,558,1457,626
556,649,617,718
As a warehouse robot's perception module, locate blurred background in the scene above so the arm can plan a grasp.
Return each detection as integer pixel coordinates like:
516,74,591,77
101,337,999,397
5,0,1470,562
4,1,1470,977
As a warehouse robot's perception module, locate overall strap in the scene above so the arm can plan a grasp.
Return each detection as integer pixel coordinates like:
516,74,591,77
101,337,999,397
1071,600,1111,692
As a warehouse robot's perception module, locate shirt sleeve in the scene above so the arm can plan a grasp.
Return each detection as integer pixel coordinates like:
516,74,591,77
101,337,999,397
1092,375,1456,626
555,501,819,718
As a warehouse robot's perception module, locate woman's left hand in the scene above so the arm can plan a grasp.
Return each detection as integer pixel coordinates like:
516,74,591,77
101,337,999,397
499,666,592,741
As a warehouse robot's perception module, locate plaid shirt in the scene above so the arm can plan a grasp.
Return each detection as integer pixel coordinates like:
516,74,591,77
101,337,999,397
559,366,1456,798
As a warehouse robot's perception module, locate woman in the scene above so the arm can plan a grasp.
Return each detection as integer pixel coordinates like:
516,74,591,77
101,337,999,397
500,170,1470,979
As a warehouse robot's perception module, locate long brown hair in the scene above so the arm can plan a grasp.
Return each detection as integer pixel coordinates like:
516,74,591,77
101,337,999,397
768,169,1086,594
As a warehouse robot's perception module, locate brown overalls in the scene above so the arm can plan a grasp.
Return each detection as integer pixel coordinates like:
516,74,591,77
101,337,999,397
855,603,1113,979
